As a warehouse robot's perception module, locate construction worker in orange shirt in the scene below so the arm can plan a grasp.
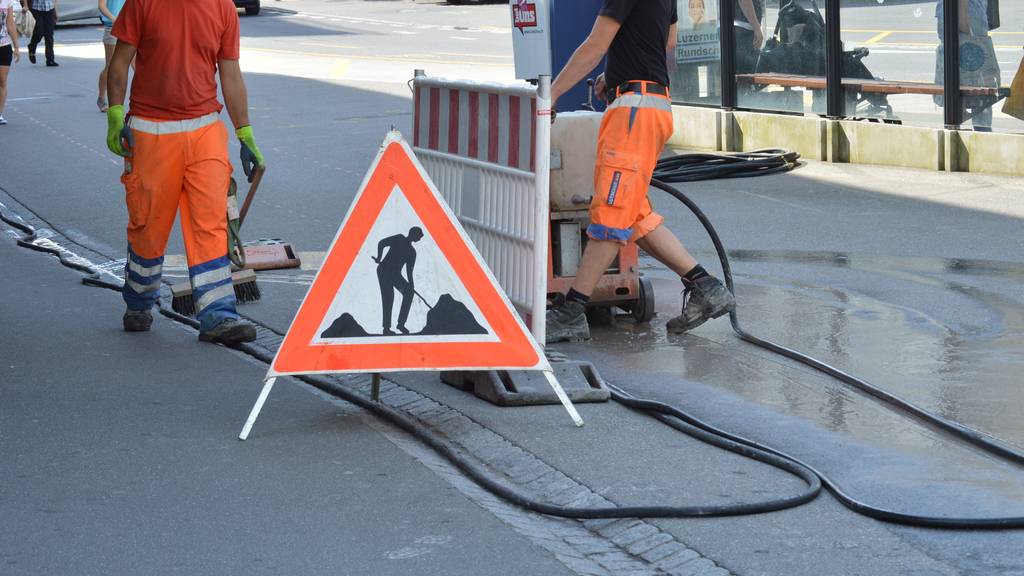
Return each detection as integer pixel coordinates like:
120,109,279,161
546,0,734,343
105,0,261,344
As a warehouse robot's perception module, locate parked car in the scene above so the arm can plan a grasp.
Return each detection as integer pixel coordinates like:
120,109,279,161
52,0,101,22
235,0,260,16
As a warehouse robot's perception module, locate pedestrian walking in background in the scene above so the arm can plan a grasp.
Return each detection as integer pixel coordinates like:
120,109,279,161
96,0,126,111
1,0,21,125
105,0,263,343
26,0,57,66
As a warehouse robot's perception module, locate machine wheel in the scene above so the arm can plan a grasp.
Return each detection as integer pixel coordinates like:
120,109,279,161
245,4,260,15
631,276,656,324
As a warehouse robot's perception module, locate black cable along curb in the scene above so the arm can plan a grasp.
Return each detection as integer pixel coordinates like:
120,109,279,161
0,204,821,519
6,168,1024,529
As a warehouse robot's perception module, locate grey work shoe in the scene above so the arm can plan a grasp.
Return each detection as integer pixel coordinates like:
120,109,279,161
545,300,590,344
123,309,154,332
666,276,735,334
198,318,257,344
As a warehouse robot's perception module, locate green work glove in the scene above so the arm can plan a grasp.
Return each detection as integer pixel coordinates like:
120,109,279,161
235,125,265,182
106,105,132,157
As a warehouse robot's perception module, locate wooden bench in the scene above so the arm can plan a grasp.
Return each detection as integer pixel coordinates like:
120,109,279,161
736,73,1009,99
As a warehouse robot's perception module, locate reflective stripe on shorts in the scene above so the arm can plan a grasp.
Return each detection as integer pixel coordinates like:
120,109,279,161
608,94,673,113
129,112,221,136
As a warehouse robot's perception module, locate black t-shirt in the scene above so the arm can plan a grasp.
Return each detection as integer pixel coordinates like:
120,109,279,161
600,0,678,90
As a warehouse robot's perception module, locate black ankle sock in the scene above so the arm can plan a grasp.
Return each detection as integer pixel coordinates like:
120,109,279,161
682,264,709,286
566,288,591,305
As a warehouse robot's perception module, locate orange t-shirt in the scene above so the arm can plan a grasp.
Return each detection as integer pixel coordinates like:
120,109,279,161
112,0,241,121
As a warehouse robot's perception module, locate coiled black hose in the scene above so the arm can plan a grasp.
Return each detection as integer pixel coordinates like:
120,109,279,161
654,149,800,183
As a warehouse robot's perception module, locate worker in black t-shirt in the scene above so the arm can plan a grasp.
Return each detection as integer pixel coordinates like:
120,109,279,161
545,0,734,344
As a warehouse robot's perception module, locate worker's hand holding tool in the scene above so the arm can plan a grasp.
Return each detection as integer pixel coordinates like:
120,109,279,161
106,105,132,157
236,125,265,183
594,73,608,102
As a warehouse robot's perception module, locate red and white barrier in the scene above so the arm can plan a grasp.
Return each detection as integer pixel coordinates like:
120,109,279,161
412,73,551,343
414,81,537,171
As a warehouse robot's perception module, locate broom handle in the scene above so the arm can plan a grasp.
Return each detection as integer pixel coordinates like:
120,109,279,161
238,165,266,227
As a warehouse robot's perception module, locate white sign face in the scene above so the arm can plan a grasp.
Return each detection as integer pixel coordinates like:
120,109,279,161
511,0,552,80
312,185,497,346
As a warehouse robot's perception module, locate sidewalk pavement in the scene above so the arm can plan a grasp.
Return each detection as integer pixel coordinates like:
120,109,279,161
0,238,573,576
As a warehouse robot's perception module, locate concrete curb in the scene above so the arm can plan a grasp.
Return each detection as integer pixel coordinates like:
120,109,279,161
669,104,1024,177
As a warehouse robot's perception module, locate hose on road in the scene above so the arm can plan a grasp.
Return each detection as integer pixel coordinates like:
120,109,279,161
5,152,1024,529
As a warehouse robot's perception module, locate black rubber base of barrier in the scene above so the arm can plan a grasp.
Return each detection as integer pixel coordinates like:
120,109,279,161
441,360,610,406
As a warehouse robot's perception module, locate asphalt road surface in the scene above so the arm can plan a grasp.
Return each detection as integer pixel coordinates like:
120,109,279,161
2,1,1023,575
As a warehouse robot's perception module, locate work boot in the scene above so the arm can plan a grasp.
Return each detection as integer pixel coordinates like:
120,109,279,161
666,276,735,334
545,300,590,344
198,318,257,344
123,309,153,332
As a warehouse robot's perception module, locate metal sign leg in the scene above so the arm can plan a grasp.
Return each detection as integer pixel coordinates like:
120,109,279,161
239,377,278,441
372,373,382,401
543,370,584,427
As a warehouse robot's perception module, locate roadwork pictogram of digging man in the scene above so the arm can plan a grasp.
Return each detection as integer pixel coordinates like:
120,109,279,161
372,226,425,335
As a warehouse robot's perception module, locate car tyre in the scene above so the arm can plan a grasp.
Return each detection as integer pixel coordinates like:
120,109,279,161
245,5,260,15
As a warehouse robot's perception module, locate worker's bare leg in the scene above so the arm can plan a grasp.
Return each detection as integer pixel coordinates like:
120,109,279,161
545,239,619,343
569,238,621,295
634,225,698,278
634,225,735,334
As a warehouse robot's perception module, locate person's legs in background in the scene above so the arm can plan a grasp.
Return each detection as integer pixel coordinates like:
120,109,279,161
41,9,56,65
97,30,115,111
28,9,43,63
0,46,11,123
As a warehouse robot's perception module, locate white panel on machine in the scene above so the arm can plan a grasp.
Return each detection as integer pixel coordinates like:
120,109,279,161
510,0,551,81
549,111,602,212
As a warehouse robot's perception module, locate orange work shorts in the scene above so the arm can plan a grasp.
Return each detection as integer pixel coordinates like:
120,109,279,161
587,82,674,244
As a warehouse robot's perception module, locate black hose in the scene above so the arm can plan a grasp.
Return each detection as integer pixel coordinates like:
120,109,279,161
6,176,1024,528
654,149,800,183
647,175,1024,528
0,203,820,519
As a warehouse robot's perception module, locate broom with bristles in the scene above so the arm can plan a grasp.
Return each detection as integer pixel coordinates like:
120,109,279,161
170,167,265,316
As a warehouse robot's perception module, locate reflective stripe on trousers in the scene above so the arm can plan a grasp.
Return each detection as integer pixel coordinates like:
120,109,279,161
123,244,164,310
190,255,238,332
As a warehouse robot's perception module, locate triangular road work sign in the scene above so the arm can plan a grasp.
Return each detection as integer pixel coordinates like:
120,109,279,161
267,131,550,377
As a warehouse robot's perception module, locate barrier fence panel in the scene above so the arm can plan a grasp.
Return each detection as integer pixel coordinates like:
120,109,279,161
411,73,550,342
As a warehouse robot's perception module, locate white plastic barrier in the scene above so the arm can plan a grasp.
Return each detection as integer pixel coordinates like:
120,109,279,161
412,72,551,343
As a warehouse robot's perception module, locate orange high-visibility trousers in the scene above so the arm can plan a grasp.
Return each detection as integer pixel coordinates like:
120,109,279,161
120,113,239,331
588,82,674,243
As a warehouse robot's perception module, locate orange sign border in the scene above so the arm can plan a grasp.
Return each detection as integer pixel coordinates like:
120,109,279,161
269,133,546,376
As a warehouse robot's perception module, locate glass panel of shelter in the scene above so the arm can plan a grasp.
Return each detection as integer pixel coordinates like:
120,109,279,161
671,0,725,106
837,0,946,128
733,0,827,114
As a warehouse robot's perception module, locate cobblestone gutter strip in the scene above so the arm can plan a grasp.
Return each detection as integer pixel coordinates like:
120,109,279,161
244,328,732,576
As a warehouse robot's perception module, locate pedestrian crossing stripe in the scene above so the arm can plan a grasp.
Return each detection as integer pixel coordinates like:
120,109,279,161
267,130,548,376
